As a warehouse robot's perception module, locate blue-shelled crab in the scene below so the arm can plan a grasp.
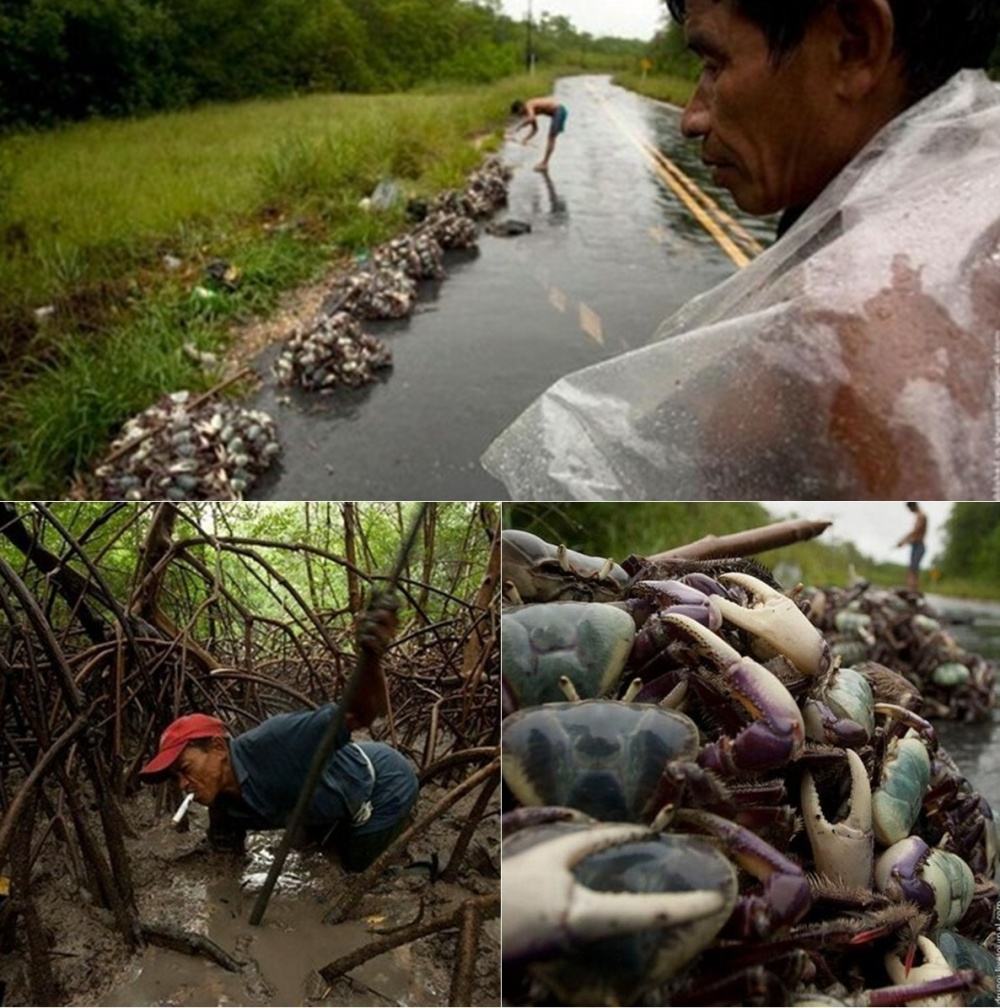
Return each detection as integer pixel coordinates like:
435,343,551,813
501,529,997,1006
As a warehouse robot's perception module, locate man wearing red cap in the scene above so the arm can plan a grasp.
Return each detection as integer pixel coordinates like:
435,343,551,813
140,599,418,872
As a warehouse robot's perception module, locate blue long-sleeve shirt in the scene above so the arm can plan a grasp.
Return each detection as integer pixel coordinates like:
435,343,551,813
223,704,418,836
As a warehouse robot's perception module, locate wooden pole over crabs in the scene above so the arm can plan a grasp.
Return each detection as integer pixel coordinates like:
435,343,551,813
249,502,430,926
648,518,833,563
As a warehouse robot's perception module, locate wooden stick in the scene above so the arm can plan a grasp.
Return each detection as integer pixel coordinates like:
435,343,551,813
140,921,244,972
649,518,832,562
102,368,254,465
448,898,484,1007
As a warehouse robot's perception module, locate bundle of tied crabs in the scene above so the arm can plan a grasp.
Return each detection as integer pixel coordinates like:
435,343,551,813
500,530,998,1007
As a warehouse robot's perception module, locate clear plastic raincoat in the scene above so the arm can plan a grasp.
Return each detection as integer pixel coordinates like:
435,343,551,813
483,71,1000,500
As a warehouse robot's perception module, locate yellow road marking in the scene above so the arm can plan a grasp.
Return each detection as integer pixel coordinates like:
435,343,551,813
548,286,568,313
579,302,605,345
646,144,763,257
586,83,760,268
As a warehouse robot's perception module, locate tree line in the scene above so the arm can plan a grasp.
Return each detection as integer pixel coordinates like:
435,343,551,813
0,0,644,129
646,15,1000,83
938,504,1000,586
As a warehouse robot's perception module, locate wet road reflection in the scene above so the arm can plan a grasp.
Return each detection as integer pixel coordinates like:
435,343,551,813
251,75,773,500
928,595,1000,814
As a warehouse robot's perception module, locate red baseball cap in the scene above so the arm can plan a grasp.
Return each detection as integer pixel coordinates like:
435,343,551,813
139,713,228,781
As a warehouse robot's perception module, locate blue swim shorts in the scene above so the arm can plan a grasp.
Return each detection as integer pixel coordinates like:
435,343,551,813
909,542,925,573
550,105,569,137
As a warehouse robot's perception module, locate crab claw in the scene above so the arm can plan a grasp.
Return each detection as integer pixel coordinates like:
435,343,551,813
663,613,804,774
677,809,811,934
875,837,974,928
884,937,964,1006
502,823,726,963
712,573,828,677
801,749,874,888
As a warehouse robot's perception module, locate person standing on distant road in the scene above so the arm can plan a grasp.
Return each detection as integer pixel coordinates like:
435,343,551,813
896,502,928,592
509,97,569,173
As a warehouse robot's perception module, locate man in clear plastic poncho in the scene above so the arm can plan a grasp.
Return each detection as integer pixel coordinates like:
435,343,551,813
483,0,1000,500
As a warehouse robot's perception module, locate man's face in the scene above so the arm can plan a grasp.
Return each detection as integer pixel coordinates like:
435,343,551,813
680,0,844,215
174,739,228,805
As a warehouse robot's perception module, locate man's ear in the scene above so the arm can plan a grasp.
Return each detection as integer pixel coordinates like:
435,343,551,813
829,0,899,101
211,736,228,754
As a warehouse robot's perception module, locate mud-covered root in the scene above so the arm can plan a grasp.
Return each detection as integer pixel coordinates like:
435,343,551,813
140,922,244,972
317,893,499,1006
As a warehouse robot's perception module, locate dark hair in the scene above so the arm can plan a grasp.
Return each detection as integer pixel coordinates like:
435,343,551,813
906,501,919,511
664,0,1000,100
511,100,526,115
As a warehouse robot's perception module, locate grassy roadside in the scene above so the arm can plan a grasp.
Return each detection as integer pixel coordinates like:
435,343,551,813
0,72,554,497
613,71,696,107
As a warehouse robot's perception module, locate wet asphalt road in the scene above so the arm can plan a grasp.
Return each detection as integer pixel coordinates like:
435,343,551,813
251,75,774,501
929,595,1000,814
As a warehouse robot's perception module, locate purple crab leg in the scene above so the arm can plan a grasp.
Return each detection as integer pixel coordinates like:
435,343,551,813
677,809,812,932
867,970,981,1007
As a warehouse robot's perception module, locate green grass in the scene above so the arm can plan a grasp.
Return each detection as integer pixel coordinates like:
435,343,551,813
0,73,552,496
613,71,697,107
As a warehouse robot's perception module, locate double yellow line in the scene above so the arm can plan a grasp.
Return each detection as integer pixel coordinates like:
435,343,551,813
587,84,763,269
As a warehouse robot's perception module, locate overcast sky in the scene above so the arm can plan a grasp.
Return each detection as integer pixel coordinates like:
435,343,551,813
760,502,954,565
499,0,665,41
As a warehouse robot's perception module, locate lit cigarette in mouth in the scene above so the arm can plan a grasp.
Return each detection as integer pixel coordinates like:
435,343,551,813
172,793,195,824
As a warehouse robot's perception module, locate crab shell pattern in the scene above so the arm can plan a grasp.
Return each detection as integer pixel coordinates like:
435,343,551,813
502,699,700,823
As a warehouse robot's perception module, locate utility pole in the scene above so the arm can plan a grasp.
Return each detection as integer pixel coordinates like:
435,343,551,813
526,0,535,75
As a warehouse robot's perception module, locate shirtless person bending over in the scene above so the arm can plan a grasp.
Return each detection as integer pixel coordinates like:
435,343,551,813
510,97,569,173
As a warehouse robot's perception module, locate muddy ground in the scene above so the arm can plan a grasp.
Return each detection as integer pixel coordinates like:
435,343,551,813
2,782,499,1007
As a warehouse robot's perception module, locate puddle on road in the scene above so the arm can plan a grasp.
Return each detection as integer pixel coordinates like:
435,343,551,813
102,831,435,1007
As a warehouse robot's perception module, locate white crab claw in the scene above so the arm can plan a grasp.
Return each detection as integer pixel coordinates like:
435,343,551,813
801,749,873,888
884,937,962,1007
502,824,726,963
662,613,805,767
712,572,827,677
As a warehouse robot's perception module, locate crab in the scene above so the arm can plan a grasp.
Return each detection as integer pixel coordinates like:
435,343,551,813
874,836,975,929
501,529,629,604
502,815,737,1006
501,601,635,713
660,613,806,776
871,723,932,847
503,807,814,1007
801,748,875,889
708,572,831,679
501,699,714,824
802,665,876,749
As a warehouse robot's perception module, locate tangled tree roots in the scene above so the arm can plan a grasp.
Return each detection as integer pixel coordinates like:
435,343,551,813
0,501,499,1005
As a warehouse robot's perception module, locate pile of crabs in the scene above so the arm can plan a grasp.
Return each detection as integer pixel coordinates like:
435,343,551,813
802,584,996,723
91,157,513,499
500,530,998,1007
273,156,512,394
